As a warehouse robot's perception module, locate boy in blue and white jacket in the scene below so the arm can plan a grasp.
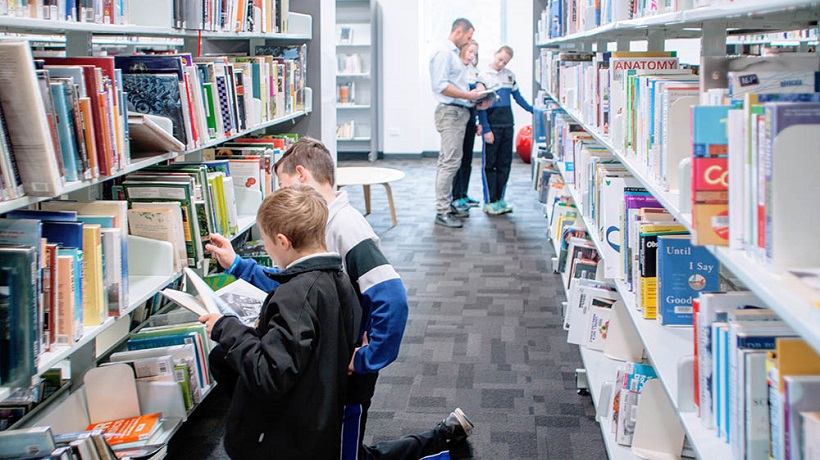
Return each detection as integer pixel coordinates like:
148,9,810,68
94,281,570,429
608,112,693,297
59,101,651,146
477,45,533,215
206,138,408,460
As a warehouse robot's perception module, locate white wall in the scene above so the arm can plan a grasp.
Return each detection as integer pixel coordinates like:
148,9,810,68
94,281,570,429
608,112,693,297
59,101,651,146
376,0,534,155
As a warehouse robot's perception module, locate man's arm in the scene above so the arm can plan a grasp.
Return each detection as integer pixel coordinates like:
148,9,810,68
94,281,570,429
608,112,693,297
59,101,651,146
429,49,481,102
441,83,481,101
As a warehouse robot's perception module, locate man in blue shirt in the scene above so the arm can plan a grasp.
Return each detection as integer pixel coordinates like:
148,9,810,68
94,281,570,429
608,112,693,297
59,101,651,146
429,18,487,228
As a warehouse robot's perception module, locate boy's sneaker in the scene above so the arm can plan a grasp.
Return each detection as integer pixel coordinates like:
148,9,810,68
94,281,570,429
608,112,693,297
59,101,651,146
449,204,470,218
435,408,474,443
451,198,470,212
497,199,513,214
464,196,480,207
483,202,503,215
435,213,463,228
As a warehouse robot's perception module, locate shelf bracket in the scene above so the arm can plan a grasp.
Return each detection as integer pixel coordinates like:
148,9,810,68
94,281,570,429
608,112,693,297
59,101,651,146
595,39,608,54
249,38,265,56
701,22,727,57
65,30,92,57
647,29,665,51
68,340,95,391
616,36,630,51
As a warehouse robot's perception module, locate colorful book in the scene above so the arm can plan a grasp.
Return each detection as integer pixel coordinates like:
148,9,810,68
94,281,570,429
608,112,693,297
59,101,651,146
656,235,720,326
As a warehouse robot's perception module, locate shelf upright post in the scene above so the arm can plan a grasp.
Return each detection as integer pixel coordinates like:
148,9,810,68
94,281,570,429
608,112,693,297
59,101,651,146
68,341,95,391
701,21,726,58
183,35,200,57
249,38,265,56
647,29,665,51
616,36,630,51
65,30,92,56
596,39,609,54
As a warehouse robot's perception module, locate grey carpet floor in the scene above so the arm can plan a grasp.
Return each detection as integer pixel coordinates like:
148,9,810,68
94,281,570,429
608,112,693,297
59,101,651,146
165,155,606,459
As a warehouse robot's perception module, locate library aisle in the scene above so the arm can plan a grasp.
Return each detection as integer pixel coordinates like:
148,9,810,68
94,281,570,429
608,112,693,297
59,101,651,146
166,157,606,459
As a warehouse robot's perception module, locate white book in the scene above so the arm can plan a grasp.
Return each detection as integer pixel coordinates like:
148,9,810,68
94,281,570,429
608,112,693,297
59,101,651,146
802,412,820,460
745,351,770,460
0,40,64,196
161,268,266,327
129,203,188,272
727,109,746,250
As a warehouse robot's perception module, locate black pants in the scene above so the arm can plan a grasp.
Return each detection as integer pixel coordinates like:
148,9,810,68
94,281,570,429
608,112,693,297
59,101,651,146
360,429,453,460
342,373,379,460
482,125,514,203
452,108,477,201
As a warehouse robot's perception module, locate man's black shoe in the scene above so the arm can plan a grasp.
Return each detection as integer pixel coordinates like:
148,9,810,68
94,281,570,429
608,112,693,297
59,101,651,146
435,213,463,228
436,408,474,443
449,205,470,219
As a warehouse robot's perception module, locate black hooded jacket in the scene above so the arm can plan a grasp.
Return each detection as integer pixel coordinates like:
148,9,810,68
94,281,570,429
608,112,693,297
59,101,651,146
212,253,361,459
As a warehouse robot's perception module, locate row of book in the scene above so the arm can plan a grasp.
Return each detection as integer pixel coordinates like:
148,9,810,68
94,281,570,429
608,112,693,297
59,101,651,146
536,49,820,272
536,0,691,42
0,40,306,201
0,369,64,430
0,425,126,460
0,0,290,33
546,163,820,459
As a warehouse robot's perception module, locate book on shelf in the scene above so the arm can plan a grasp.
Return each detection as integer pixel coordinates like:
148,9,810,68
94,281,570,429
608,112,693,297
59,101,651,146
636,222,687,319
127,113,186,154
87,412,163,448
109,343,202,407
0,426,56,458
655,234,720,326
127,322,211,390
0,245,39,388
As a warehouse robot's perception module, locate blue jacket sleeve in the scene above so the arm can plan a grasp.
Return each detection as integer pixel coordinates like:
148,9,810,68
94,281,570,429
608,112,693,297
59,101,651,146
226,256,281,292
353,278,408,373
512,89,534,113
477,109,491,133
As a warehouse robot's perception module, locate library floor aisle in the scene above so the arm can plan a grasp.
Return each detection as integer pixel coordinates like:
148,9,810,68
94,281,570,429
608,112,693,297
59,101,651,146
166,156,606,459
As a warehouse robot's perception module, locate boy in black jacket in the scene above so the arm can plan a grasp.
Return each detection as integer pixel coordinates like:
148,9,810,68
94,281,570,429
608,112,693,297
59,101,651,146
199,185,361,460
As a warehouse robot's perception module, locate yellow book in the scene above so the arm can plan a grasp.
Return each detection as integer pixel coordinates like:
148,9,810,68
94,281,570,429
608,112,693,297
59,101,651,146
637,223,687,319
82,224,106,326
208,172,228,236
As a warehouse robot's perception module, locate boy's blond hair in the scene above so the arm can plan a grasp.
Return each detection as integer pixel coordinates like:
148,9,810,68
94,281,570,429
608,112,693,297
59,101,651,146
257,185,328,251
497,45,514,58
274,137,335,186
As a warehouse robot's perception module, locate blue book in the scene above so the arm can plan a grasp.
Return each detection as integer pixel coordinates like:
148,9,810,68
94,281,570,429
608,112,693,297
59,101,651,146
121,74,185,144
656,235,720,326
77,215,116,228
5,210,78,222
692,105,731,158
58,247,83,336
626,362,657,392
0,245,38,388
114,55,185,79
65,0,77,21
42,221,84,252
49,81,80,182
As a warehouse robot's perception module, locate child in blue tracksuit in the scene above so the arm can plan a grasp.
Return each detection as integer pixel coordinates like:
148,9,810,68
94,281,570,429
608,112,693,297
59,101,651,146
477,45,533,215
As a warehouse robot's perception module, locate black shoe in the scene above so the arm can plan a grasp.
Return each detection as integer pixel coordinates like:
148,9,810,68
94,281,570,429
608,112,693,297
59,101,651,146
449,205,470,219
436,408,474,443
435,213,463,228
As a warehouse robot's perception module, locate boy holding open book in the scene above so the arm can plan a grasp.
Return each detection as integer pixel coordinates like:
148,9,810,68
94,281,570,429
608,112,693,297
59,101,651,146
198,185,361,459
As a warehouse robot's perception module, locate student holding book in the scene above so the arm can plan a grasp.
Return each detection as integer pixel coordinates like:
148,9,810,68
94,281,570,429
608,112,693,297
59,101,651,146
477,45,534,215
206,138,412,459
198,185,361,459
451,39,484,213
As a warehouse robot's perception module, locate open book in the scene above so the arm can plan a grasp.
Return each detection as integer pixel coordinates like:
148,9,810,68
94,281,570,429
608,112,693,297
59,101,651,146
161,268,267,326
475,88,500,105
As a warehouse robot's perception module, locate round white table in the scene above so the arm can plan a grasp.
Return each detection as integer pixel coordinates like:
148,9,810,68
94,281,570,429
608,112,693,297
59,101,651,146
335,167,405,227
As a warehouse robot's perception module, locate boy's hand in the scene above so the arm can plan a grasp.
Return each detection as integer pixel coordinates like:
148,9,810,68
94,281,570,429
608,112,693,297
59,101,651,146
199,313,223,338
348,332,369,375
476,124,483,136
484,131,495,144
205,233,237,269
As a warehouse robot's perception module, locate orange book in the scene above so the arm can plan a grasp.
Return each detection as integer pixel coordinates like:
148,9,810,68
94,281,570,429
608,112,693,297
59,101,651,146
55,252,75,346
79,97,99,179
87,412,162,446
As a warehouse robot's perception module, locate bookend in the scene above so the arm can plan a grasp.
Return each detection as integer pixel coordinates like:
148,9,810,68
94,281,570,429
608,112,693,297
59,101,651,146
676,356,696,412
603,300,645,362
128,235,175,277
630,379,685,460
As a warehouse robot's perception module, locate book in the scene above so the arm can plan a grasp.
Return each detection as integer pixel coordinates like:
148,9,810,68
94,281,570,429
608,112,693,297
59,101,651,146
127,113,186,154
784,376,820,460
0,245,38,388
127,205,187,272
803,412,820,460
0,41,64,196
637,222,687,318
770,338,820,460
161,267,265,326
86,412,162,447
0,426,56,458
655,235,720,326
82,224,106,326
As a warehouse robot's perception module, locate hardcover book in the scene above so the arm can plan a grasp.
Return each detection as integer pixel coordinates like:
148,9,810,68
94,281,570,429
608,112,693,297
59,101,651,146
0,245,38,388
122,74,186,145
656,235,720,326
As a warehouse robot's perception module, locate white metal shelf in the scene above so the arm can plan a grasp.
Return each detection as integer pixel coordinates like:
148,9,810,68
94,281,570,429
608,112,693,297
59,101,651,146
0,16,311,40
536,0,820,46
0,110,307,215
337,72,370,78
546,89,820,355
555,160,741,459
337,137,372,142
578,347,635,460
337,104,371,109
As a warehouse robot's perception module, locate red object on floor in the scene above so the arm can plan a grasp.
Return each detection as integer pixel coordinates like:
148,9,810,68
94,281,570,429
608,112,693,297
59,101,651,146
516,125,532,163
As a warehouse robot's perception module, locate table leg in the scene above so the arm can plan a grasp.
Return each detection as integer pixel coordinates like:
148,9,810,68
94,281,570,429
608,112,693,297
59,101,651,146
382,183,397,227
363,185,371,215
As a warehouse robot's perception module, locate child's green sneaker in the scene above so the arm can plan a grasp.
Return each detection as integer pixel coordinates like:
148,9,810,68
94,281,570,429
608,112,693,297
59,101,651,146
497,199,513,214
483,201,503,215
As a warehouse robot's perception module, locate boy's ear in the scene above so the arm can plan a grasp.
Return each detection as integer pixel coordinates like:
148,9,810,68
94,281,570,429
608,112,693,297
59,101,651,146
294,165,311,183
276,233,291,250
